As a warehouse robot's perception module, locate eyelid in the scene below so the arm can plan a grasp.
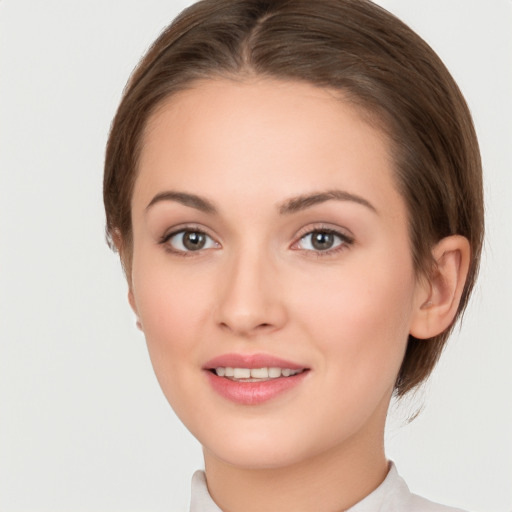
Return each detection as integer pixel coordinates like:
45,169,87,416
291,223,355,254
159,224,221,253
293,223,355,243
157,222,353,256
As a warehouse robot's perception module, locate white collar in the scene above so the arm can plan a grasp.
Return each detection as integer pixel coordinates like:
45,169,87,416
189,462,466,512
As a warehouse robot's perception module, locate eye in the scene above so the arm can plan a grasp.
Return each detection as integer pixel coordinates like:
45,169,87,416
296,229,351,252
164,230,218,252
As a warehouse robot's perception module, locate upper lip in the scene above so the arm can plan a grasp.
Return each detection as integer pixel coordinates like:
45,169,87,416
203,353,307,370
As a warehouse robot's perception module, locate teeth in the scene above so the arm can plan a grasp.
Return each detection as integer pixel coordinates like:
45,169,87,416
214,367,303,379
251,368,269,378
268,367,281,378
233,368,251,379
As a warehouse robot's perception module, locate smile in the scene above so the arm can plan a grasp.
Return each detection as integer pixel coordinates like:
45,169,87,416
214,367,305,380
204,355,309,405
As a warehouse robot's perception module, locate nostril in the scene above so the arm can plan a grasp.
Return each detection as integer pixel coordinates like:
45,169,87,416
218,320,274,333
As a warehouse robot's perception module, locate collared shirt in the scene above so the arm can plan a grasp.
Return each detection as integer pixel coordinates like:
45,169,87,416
189,462,468,512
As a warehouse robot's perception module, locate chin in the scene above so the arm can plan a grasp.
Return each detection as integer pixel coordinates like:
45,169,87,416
204,436,309,470
196,413,356,471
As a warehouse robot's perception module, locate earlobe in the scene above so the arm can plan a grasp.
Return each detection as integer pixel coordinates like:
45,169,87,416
410,235,470,339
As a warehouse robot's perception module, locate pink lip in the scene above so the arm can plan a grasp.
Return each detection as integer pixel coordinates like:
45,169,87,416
203,353,305,370
203,353,309,406
205,371,308,405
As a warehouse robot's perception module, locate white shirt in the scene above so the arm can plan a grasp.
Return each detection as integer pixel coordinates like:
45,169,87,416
189,462,468,512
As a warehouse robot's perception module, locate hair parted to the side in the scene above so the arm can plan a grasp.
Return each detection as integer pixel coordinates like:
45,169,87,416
104,0,484,397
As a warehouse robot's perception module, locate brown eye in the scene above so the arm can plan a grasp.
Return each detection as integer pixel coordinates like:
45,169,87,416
311,232,335,250
183,231,206,250
297,230,350,252
166,230,217,252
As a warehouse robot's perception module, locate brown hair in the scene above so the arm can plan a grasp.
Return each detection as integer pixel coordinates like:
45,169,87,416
104,0,484,397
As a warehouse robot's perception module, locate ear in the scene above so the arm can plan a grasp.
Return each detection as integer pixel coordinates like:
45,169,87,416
410,235,470,339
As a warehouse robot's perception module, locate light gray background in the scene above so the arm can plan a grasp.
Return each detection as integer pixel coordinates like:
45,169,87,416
1,1,511,511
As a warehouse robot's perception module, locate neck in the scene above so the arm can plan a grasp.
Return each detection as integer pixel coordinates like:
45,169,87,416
203,420,388,512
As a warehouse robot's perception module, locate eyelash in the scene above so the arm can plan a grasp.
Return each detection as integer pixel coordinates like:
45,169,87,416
159,225,218,257
292,225,355,258
158,224,354,257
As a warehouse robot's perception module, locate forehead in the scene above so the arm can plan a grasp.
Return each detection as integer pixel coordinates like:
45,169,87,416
134,78,403,220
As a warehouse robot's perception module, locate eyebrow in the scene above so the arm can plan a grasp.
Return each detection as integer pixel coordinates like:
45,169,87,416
146,191,217,214
278,190,377,215
145,188,377,216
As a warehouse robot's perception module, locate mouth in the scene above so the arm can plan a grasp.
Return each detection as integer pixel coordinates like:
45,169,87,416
210,366,306,382
203,354,310,405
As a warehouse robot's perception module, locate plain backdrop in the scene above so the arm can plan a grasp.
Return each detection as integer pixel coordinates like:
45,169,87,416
1,1,511,511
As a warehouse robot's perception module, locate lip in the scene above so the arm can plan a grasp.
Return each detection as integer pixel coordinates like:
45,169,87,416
203,353,306,371
205,370,308,405
203,353,309,405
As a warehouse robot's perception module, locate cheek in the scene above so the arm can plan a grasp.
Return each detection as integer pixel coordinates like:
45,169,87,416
130,255,214,397
133,246,212,334
289,252,417,376
282,258,416,443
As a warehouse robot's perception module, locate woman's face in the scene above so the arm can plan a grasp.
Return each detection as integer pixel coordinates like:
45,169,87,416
129,78,426,469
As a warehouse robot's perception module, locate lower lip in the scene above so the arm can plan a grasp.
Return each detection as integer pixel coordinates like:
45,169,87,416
205,370,308,405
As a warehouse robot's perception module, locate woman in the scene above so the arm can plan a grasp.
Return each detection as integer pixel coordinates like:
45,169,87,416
104,0,483,510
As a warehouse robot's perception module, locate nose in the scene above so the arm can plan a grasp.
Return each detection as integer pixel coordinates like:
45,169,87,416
214,248,288,337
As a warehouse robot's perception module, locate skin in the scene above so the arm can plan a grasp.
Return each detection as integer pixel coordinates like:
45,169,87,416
124,78,469,512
